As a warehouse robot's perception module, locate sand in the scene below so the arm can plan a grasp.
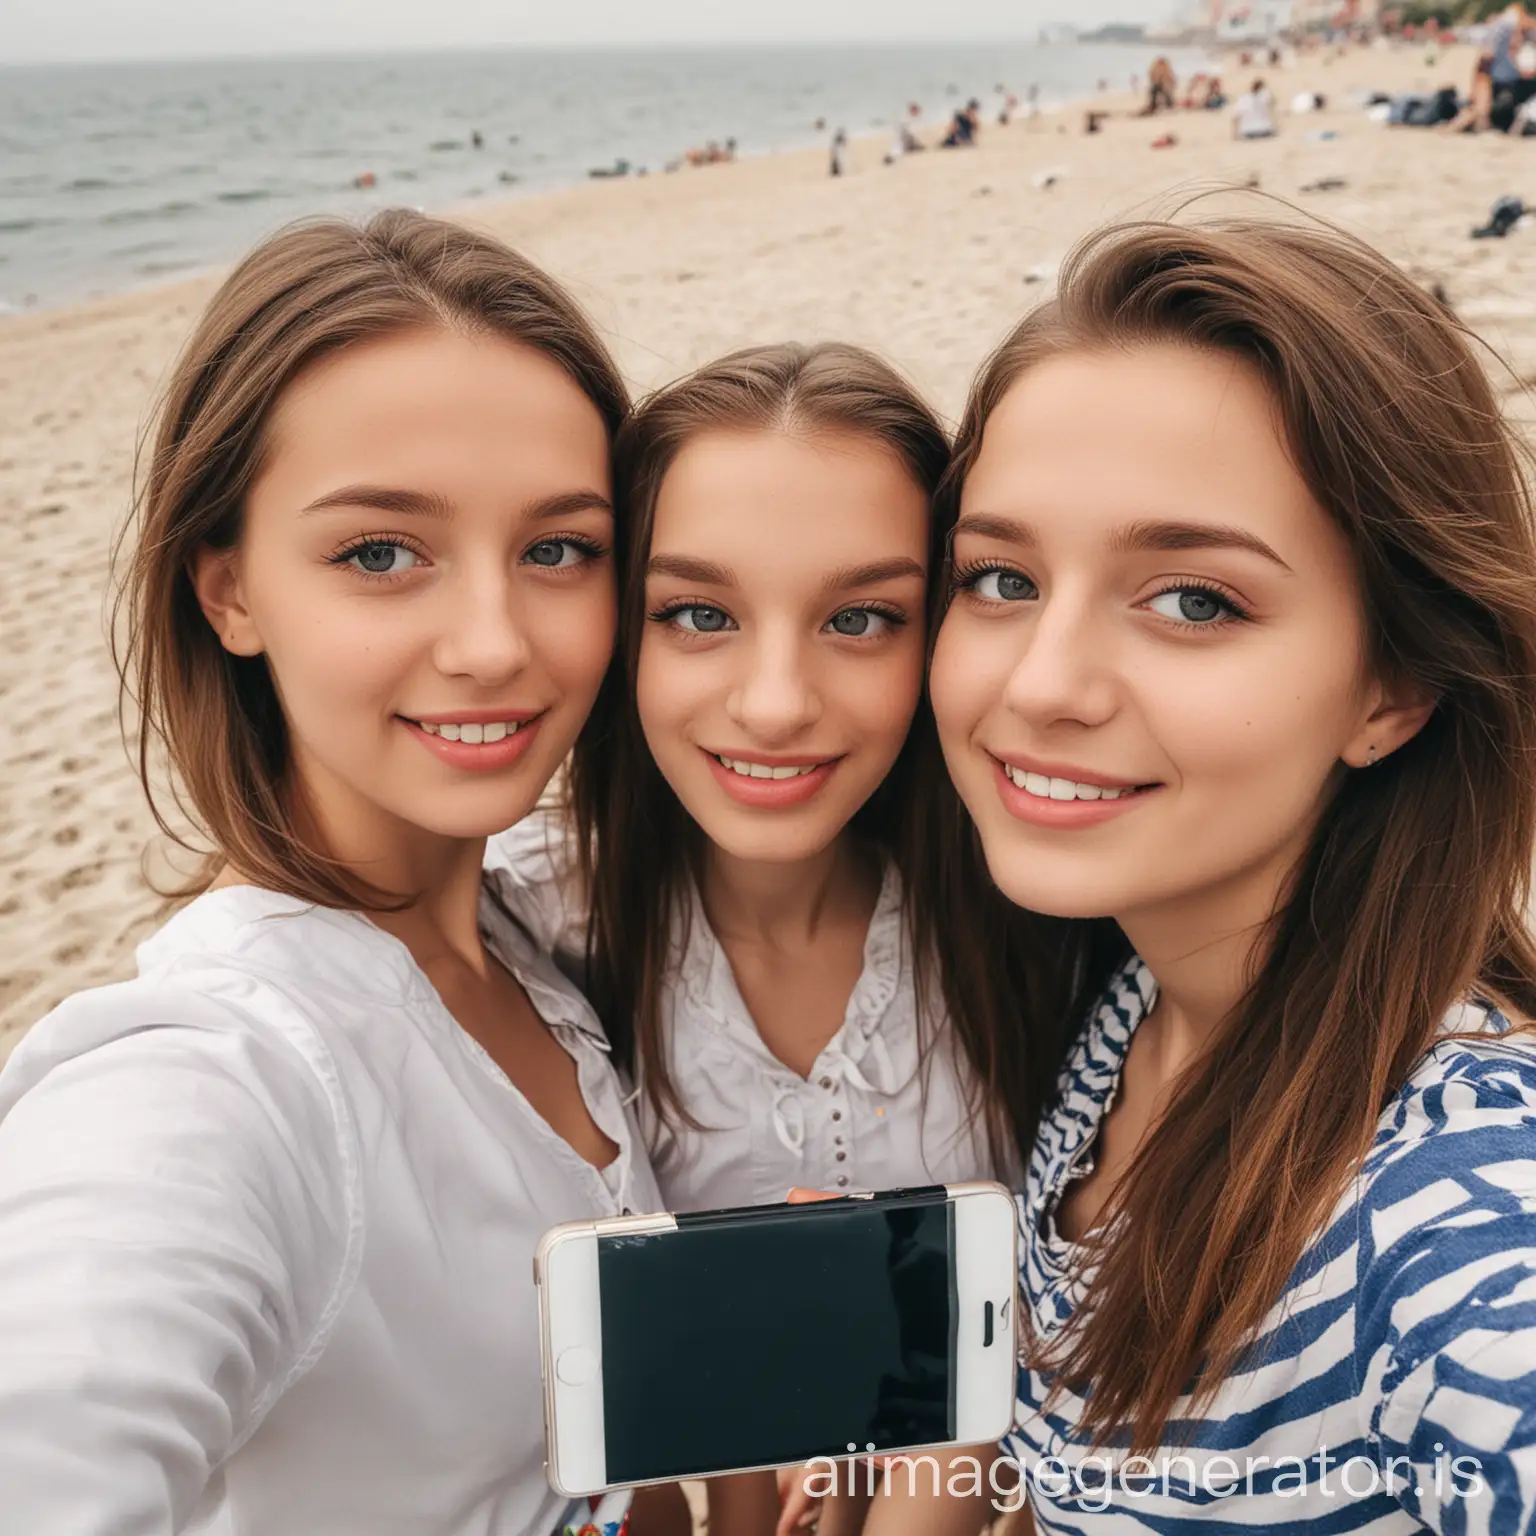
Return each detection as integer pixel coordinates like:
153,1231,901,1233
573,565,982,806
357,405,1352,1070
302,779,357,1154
2,38,1533,1055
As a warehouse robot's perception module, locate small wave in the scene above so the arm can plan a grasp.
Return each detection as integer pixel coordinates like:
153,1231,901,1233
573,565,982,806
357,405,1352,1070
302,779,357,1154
63,176,115,192
215,188,274,204
429,139,464,152
137,256,200,276
112,237,177,258
0,217,52,234
102,200,199,226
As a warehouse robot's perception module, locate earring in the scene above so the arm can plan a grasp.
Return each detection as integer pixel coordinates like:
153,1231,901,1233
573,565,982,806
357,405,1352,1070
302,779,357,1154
1366,745,1379,767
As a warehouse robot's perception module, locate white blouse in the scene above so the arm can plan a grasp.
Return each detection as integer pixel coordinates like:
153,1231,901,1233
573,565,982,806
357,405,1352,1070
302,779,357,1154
486,811,1004,1214
0,876,661,1536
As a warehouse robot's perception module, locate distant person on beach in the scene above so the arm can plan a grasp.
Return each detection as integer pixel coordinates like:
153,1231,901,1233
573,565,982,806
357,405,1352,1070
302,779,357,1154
489,344,1025,1536
0,209,653,1536
1232,77,1278,138
941,99,981,147
1139,56,1177,115
829,126,848,176
885,113,925,162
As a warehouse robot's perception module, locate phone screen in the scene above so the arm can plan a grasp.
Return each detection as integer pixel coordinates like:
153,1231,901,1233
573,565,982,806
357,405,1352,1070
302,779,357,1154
596,1195,957,1483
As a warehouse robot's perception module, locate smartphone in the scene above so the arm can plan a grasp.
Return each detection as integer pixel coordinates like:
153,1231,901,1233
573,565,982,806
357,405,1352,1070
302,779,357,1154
534,1182,1018,1497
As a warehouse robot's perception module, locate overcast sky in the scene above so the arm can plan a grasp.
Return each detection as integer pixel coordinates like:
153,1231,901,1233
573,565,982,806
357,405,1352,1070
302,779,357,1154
7,0,1183,64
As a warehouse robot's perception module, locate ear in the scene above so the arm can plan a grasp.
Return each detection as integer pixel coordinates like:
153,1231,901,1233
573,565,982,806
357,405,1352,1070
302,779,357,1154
1340,677,1436,771
188,544,264,657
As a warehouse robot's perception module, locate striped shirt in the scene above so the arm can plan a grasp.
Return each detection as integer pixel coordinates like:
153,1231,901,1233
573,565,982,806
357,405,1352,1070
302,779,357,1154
1006,958,1536,1532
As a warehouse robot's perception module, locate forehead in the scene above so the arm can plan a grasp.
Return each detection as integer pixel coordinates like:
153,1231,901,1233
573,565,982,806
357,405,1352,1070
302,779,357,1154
961,344,1355,568
261,327,610,487
650,428,928,562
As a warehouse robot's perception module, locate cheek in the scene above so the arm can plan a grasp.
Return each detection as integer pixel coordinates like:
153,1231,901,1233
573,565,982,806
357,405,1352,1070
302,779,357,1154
634,640,710,778
929,618,1000,753
1144,632,1365,793
846,637,925,746
522,579,616,700
249,567,417,715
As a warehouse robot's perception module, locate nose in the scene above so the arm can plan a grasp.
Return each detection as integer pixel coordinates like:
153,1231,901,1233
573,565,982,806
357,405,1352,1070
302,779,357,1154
432,567,532,686
725,624,822,742
1000,587,1120,731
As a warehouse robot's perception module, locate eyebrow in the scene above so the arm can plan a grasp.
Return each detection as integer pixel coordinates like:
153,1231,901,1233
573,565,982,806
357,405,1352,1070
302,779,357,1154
821,556,926,593
300,486,613,520
1110,518,1292,571
953,513,1291,572
646,553,736,586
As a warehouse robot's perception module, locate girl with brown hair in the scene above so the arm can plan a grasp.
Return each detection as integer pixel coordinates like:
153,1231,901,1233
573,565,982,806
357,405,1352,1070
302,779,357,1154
0,210,657,1536
489,341,1045,1535
915,215,1536,1531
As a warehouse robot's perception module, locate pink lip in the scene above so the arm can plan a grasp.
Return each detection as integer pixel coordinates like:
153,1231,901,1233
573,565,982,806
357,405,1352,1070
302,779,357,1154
703,748,842,809
401,713,544,774
991,756,1158,829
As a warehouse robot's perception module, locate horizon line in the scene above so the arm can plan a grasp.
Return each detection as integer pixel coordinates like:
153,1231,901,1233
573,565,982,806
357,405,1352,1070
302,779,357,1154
0,33,1188,70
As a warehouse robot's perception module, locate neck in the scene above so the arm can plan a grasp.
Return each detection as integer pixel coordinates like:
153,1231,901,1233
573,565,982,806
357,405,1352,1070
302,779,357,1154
700,833,879,950
1116,849,1296,1081
283,755,493,975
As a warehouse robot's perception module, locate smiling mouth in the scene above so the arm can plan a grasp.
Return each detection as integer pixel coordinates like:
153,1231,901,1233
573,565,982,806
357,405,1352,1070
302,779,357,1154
995,759,1157,803
406,716,537,744
709,752,839,781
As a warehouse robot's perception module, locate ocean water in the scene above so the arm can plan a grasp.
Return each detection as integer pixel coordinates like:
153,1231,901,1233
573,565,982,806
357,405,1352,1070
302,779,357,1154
0,43,1205,312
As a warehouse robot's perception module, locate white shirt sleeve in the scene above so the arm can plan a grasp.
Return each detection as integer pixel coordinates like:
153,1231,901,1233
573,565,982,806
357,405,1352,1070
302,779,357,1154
0,986,358,1534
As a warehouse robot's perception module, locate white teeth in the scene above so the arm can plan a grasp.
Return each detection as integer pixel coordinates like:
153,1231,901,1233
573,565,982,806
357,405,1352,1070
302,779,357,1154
717,754,820,781
416,719,523,743
1004,764,1133,802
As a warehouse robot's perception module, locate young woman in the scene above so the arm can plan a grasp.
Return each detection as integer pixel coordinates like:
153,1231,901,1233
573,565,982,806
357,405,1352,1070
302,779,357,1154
0,210,656,1536
922,217,1536,1530
489,343,1044,1536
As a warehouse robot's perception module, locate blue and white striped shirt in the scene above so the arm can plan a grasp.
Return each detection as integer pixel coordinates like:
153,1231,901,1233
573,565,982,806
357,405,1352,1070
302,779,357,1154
1007,958,1536,1532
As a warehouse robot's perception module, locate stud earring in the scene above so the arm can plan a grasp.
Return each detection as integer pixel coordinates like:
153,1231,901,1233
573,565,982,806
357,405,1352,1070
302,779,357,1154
1366,744,1379,767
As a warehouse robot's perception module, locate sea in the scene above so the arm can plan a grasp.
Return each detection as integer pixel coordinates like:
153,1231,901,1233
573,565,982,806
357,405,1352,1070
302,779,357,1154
0,43,1209,313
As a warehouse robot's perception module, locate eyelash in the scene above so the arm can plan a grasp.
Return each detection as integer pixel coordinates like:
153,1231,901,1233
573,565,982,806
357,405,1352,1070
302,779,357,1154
1149,577,1251,629
949,560,1251,629
643,600,910,636
326,532,427,581
325,531,608,582
950,559,1030,599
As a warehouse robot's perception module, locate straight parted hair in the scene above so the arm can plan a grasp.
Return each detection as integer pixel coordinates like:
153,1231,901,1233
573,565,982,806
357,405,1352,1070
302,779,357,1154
942,218,1536,1448
575,342,1064,1169
115,209,629,908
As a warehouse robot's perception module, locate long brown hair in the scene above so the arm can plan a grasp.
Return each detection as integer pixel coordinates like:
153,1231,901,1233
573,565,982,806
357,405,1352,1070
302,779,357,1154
576,342,1064,1169
941,217,1536,1448
115,209,629,910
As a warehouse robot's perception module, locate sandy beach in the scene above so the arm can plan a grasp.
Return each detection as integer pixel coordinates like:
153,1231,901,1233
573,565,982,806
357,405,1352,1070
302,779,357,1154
3,38,1534,1055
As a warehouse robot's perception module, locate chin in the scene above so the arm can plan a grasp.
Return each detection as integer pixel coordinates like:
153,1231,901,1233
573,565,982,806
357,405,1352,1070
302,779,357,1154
701,816,842,867
980,857,1127,921
403,784,550,842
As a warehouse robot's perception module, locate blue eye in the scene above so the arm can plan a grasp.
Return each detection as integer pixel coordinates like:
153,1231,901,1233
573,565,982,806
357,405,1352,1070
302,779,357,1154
525,539,591,568
1147,587,1238,624
673,605,733,634
827,608,898,638
968,567,1035,602
342,541,418,576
